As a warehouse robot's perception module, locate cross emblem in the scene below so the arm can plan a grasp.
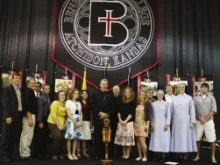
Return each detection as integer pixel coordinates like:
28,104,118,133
98,10,120,37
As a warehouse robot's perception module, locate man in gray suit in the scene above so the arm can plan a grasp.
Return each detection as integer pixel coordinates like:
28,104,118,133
34,84,51,158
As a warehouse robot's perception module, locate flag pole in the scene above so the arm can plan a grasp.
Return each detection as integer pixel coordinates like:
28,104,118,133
82,67,87,90
127,67,131,87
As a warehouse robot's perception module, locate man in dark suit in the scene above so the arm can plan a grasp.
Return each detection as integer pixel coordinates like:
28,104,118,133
112,85,122,157
34,84,51,158
0,73,23,163
34,82,42,98
92,79,115,159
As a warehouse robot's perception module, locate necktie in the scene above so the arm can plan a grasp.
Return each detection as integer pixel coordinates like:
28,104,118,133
36,92,40,98
16,88,22,111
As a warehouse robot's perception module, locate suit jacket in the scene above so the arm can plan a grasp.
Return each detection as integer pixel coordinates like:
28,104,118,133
2,84,23,120
91,90,115,124
112,95,121,123
37,94,50,123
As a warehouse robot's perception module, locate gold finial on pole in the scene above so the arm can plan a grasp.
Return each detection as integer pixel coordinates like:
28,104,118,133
65,67,67,76
11,61,14,71
36,64,38,73
104,57,109,68
147,70,149,79
201,68,204,78
176,68,179,78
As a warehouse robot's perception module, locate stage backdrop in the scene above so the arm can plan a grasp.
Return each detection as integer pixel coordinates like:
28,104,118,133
52,0,160,89
0,0,220,137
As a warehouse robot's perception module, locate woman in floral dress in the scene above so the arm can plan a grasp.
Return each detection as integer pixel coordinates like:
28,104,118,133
134,89,152,162
65,89,83,160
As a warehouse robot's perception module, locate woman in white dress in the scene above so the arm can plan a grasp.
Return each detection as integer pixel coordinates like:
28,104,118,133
65,89,83,160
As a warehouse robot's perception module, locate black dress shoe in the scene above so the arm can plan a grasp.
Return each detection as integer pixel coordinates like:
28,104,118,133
1,156,13,163
41,154,49,159
36,155,44,159
178,157,184,163
8,156,15,160
159,157,165,162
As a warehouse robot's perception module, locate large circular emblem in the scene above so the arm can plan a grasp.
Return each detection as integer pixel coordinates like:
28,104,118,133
59,0,154,70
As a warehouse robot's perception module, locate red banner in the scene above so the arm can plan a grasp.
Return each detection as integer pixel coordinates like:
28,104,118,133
42,71,47,85
71,73,76,89
19,68,23,89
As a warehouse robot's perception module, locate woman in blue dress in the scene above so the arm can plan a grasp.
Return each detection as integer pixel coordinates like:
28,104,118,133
149,90,171,162
65,89,83,160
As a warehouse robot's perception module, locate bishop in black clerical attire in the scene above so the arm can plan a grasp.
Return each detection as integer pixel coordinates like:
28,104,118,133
91,79,115,159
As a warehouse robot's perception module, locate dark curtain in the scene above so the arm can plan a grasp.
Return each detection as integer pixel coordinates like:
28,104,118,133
158,0,220,137
0,0,220,136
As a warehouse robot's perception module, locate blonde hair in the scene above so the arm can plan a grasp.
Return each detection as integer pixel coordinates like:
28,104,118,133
137,89,148,104
166,84,172,88
122,87,135,103
146,88,154,93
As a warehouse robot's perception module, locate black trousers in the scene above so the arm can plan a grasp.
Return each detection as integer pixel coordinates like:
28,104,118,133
0,113,22,157
94,122,104,158
34,120,49,156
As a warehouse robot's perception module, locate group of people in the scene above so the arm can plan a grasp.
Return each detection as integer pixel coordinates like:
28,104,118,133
0,73,218,164
0,73,93,163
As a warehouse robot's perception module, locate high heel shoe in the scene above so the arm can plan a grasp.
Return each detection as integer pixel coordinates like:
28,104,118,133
59,155,65,160
135,157,142,161
83,153,90,158
51,155,58,160
212,158,217,164
121,155,126,159
124,155,130,160
193,156,200,162
67,154,74,160
142,158,147,162
72,155,78,160
77,154,81,158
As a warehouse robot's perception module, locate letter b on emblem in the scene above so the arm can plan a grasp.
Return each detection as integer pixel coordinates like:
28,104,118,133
89,1,128,46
